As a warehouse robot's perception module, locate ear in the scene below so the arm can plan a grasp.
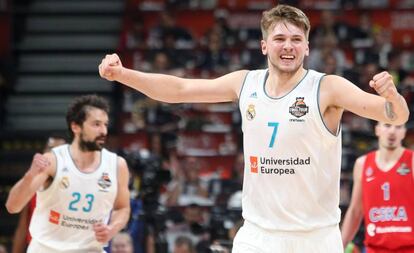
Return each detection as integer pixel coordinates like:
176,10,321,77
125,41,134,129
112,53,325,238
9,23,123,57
305,41,309,57
71,122,81,136
261,39,267,55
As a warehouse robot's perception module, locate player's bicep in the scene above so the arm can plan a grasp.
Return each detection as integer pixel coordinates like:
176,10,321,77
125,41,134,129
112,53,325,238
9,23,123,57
180,70,248,103
114,157,130,210
324,75,387,121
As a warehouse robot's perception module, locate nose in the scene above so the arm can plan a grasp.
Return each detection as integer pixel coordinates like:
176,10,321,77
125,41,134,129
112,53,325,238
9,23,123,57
283,39,293,50
101,124,108,136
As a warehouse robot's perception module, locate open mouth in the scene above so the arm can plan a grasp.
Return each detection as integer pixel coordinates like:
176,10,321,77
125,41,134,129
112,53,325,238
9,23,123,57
96,137,106,143
280,55,295,60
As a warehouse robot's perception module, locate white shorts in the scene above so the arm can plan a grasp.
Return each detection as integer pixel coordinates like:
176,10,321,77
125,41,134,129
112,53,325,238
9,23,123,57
27,239,106,253
232,221,344,253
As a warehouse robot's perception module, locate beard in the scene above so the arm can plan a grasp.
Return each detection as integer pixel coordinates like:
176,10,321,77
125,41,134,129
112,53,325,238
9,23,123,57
79,133,106,151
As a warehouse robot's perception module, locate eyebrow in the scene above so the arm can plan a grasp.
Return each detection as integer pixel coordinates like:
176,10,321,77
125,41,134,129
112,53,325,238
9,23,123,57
272,34,304,39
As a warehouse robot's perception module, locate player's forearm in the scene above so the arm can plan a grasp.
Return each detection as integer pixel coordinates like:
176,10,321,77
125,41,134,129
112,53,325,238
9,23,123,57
108,206,130,238
116,68,188,103
384,94,409,125
341,210,363,248
6,175,36,213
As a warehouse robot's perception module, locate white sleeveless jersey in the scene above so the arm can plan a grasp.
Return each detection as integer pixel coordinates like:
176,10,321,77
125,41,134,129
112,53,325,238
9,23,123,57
29,144,118,252
239,69,342,231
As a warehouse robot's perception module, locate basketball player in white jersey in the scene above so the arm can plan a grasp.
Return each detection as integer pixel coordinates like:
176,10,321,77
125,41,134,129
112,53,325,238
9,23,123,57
98,4,409,253
6,95,130,253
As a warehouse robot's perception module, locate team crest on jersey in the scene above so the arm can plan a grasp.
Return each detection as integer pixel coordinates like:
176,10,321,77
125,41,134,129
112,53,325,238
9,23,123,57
60,176,70,189
289,97,308,118
397,163,410,176
246,104,256,120
98,172,112,190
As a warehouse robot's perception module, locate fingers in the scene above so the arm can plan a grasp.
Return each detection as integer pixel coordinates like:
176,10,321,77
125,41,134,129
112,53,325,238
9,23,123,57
26,153,50,178
370,72,397,100
93,223,111,243
99,53,121,81
372,71,388,82
32,153,50,170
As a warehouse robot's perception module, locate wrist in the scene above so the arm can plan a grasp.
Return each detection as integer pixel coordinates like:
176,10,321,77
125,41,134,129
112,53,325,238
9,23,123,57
386,93,401,104
23,169,36,181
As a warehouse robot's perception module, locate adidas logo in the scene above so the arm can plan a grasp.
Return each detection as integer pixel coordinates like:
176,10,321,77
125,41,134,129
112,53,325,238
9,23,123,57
250,92,257,98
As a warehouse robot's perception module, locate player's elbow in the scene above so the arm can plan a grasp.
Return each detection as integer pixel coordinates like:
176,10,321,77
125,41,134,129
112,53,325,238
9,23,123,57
5,201,21,214
390,111,409,125
399,110,410,125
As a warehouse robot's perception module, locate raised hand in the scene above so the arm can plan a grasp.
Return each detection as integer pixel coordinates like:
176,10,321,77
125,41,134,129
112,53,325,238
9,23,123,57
26,153,50,178
369,71,399,102
99,53,123,81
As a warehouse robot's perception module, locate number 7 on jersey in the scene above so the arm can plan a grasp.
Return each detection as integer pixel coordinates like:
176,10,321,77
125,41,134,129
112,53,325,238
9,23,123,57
268,122,279,148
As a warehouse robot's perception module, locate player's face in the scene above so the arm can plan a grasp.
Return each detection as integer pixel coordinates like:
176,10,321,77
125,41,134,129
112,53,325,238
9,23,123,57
375,123,406,151
261,21,309,74
78,108,108,151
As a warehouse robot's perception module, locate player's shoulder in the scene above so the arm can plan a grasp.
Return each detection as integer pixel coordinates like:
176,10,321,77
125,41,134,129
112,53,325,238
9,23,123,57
355,154,368,166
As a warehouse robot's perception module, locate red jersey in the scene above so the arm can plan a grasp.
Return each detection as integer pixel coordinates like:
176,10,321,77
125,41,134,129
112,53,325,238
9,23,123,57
362,149,414,252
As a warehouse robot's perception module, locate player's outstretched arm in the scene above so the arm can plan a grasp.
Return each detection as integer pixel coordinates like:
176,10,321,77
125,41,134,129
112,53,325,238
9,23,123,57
99,53,247,104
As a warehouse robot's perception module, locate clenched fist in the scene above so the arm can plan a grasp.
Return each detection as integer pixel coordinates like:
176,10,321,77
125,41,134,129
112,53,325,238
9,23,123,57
369,71,399,102
26,153,50,178
93,222,113,243
99,53,123,81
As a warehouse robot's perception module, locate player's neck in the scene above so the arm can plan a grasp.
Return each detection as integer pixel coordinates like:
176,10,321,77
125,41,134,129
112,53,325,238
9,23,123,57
376,146,405,170
69,143,101,172
266,67,306,97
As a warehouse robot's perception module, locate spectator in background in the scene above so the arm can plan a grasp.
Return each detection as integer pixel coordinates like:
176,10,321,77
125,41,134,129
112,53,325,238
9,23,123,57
197,30,231,75
355,28,392,67
164,204,209,253
173,236,195,253
147,11,193,50
387,51,409,88
111,232,134,253
162,157,210,207
357,62,381,91
148,51,185,77
310,9,353,47
125,15,146,50
11,134,67,253
306,33,349,75
351,12,374,48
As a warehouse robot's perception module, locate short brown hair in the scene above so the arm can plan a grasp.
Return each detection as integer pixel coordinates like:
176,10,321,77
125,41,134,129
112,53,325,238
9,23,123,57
66,94,110,140
261,4,310,40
